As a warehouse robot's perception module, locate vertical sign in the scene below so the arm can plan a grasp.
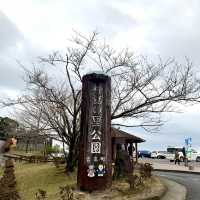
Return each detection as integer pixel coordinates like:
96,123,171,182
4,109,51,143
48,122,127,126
185,137,192,159
77,73,112,191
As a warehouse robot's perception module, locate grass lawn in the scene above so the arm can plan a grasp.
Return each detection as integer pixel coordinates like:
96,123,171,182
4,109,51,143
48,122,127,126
0,162,76,200
0,160,165,200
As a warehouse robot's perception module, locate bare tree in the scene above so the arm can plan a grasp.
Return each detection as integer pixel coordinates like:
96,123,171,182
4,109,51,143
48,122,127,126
1,31,200,172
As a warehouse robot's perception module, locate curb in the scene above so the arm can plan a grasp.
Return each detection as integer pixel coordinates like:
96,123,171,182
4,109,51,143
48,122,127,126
159,177,187,200
153,168,200,175
156,182,168,200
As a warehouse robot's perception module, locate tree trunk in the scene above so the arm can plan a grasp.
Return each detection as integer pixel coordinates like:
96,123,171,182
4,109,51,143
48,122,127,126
66,143,77,173
25,140,29,153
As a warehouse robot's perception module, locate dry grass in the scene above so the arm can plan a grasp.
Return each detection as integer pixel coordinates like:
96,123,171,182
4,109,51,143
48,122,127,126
10,149,44,156
0,162,165,200
1,162,76,200
73,177,165,200
111,177,164,199
0,168,3,177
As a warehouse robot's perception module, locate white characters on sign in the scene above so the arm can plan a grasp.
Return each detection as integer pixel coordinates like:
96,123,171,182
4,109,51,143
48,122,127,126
86,83,106,174
92,116,101,126
94,94,103,104
92,104,102,115
91,142,101,153
92,134,101,140
90,129,102,136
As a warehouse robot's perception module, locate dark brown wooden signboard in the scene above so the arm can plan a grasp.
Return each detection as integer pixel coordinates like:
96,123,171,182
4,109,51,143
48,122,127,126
77,73,112,191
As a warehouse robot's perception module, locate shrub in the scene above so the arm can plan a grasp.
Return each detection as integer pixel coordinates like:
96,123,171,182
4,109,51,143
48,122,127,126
35,189,47,200
139,163,153,179
59,186,75,200
44,144,60,155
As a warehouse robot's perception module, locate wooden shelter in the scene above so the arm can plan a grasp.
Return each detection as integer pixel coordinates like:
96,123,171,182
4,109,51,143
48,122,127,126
111,127,145,162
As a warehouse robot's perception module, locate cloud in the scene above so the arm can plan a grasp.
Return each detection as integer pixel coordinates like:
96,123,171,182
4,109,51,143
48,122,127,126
0,11,26,91
131,107,200,151
0,11,24,51
79,2,138,36
0,10,48,93
1,0,200,151
137,1,200,64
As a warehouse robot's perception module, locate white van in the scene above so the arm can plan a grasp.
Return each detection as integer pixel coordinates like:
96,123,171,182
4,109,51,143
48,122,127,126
186,149,200,161
166,147,184,162
166,146,200,162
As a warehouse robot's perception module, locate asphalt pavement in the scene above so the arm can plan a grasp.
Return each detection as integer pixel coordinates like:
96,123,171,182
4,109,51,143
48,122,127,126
139,157,200,167
154,171,200,200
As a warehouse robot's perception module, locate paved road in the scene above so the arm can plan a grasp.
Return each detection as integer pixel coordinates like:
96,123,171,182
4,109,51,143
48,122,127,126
140,158,200,167
154,171,200,200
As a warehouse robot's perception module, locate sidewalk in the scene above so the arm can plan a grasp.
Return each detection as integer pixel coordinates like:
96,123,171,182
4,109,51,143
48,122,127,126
160,177,186,200
142,159,200,174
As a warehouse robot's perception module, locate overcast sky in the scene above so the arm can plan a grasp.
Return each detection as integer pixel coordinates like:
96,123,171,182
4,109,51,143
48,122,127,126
1,0,200,151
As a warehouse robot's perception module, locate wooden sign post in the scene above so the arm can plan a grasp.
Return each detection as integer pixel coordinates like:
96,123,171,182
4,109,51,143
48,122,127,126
77,72,112,191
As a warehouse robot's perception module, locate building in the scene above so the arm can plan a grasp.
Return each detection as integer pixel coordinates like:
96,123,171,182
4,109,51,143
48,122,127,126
111,127,145,162
14,127,145,162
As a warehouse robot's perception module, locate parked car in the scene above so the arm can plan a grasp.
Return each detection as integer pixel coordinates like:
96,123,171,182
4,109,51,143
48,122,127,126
138,150,151,158
196,156,200,162
151,151,167,159
187,149,200,161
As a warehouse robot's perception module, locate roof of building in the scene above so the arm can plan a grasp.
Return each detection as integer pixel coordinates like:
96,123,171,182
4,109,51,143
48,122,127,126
111,127,145,143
